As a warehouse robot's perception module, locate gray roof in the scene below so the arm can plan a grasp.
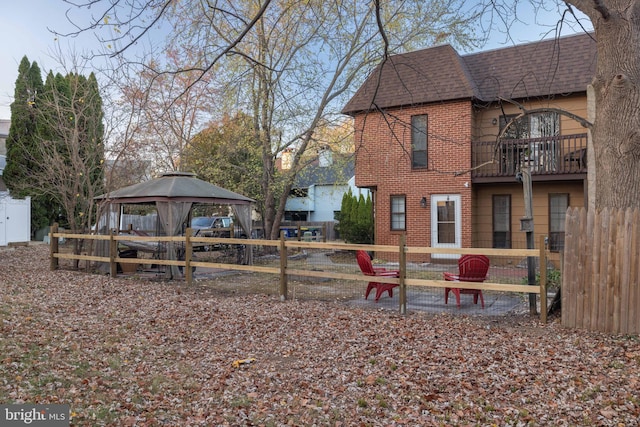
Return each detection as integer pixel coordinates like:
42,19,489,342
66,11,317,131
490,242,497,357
95,172,254,204
342,32,596,114
293,156,355,189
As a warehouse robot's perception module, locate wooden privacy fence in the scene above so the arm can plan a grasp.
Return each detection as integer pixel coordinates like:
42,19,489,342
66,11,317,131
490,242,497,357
563,207,640,334
49,225,548,322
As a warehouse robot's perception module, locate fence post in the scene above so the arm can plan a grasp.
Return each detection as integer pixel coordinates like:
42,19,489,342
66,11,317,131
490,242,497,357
279,231,288,301
109,229,117,277
49,223,59,271
539,235,547,323
399,234,407,315
185,228,193,286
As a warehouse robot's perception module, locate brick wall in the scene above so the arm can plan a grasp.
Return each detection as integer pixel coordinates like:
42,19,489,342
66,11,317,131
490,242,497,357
353,101,473,260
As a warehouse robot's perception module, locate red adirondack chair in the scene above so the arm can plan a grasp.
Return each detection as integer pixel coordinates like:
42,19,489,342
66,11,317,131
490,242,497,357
443,254,490,308
356,250,399,302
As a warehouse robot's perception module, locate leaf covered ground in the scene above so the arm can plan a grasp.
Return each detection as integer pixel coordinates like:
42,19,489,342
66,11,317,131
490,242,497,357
1,245,639,426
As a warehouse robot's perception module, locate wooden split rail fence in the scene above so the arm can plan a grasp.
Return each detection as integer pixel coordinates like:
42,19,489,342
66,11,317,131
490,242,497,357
49,224,548,322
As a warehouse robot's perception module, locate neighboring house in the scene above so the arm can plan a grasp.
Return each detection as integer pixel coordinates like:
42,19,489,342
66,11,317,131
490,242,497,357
0,119,9,155
284,147,369,222
342,33,595,261
0,119,32,245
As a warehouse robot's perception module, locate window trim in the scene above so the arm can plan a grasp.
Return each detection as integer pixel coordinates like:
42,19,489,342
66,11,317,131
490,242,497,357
492,194,512,249
390,194,406,231
411,114,428,169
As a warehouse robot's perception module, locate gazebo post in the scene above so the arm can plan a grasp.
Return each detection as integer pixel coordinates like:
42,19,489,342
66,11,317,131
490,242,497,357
279,231,288,300
109,228,117,277
185,228,193,285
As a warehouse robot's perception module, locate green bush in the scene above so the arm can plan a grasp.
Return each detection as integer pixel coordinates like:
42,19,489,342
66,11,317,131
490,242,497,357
335,190,373,244
521,268,562,289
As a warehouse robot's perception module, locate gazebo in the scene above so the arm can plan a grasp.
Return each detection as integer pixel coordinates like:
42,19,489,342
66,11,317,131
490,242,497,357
94,172,254,277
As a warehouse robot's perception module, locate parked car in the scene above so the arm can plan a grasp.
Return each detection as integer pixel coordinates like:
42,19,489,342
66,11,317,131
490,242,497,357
190,216,233,238
190,216,246,251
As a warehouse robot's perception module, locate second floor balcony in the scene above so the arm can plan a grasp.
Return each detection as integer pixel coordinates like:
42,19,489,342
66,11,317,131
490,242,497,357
471,133,588,182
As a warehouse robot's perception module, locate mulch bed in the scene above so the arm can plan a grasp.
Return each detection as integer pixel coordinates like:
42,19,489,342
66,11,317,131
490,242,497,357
1,244,639,426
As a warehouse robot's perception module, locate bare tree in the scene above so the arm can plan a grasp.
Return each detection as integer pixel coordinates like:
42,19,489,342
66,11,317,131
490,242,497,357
21,65,105,262
561,0,640,209
60,0,480,238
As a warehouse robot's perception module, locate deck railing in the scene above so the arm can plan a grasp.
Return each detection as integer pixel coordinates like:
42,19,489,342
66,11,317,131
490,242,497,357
472,133,588,178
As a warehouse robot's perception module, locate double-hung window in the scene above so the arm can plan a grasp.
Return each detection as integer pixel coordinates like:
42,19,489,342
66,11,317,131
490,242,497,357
390,195,406,231
492,195,511,248
549,193,568,252
411,114,428,168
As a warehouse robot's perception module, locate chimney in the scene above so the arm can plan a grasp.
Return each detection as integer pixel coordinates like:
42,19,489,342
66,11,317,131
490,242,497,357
318,145,332,167
281,148,294,170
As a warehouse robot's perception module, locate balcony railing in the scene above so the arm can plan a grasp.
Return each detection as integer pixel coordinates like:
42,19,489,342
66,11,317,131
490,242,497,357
472,133,588,179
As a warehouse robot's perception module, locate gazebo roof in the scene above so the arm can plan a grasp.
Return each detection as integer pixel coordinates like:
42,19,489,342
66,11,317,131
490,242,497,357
95,172,254,204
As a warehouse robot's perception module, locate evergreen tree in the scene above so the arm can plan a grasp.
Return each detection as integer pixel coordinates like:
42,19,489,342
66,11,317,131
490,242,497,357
365,194,374,243
37,71,105,235
3,56,58,234
4,57,105,243
336,190,354,241
337,190,373,244
357,194,374,244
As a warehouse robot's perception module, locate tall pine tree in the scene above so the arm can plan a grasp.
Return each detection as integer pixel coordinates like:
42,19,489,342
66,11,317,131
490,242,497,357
337,190,373,244
4,57,105,244
3,56,58,234
37,71,105,237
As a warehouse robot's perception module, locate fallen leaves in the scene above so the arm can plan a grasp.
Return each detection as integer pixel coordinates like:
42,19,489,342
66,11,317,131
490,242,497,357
1,244,639,425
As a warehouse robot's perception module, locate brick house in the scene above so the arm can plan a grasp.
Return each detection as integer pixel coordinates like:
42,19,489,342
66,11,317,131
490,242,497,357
342,33,595,262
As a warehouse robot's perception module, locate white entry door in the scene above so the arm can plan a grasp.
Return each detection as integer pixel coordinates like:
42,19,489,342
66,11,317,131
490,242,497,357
431,194,461,259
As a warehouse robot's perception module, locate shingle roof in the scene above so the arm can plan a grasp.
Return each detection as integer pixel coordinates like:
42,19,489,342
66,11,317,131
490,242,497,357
293,156,355,188
342,32,596,114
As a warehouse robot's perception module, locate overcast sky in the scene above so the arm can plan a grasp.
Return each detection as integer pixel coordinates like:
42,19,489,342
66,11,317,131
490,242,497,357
0,1,592,120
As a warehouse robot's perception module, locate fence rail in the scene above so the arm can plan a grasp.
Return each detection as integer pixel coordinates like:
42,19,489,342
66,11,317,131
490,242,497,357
49,224,548,322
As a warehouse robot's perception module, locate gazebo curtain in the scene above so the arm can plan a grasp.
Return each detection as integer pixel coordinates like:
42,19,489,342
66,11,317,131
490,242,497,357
231,204,253,264
94,202,121,273
157,201,193,278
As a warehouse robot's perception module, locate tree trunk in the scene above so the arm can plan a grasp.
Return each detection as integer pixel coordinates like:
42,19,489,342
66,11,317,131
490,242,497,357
570,0,640,209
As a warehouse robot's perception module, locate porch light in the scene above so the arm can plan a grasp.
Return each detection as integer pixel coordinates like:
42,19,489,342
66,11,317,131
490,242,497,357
420,197,428,208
